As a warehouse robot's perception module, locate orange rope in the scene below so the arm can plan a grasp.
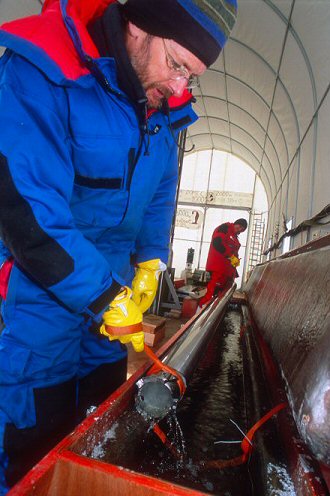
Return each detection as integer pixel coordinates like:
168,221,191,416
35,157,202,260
205,402,287,469
143,345,186,456
144,344,186,396
144,339,286,468
153,424,181,459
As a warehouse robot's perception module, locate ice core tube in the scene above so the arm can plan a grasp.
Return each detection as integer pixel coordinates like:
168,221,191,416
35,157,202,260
135,285,236,421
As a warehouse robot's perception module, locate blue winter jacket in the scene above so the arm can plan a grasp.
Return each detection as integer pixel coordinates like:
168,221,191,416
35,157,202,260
0,0,197,321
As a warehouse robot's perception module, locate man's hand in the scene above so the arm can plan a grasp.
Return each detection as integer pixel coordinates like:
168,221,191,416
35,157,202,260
229,255,240,268
131,259,166,313
100,287,144,352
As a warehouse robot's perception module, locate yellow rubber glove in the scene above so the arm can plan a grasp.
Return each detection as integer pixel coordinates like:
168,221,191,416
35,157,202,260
131,259,166,314
230,255,240,268
100,287,144,352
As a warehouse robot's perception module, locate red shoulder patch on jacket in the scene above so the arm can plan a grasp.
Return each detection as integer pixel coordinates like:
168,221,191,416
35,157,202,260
1,0,100,80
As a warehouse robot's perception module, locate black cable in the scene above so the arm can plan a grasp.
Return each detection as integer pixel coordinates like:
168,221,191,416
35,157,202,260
161,98,195,153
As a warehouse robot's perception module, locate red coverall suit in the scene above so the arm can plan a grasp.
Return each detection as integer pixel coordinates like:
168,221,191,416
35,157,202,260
199,222,240,306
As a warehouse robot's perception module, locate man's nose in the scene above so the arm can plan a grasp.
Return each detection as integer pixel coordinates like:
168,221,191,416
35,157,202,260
168,78,187,97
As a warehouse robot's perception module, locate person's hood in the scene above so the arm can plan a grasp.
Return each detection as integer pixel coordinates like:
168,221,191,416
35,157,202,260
0,0,107,83
0,0,193,108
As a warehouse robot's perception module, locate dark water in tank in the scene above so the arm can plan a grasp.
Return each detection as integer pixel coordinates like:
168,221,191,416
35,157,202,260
88,310,295,495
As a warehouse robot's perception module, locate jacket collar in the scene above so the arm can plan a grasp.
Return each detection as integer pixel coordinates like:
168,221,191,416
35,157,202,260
88,4,147,112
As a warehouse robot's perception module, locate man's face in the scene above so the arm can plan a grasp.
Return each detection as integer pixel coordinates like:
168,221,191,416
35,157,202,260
234,224,246,234
128,33,207,109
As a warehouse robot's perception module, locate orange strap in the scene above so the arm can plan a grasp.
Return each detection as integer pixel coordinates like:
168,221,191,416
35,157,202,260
144,345,186,457
206,402,287,469
144,344,186,396
153,424,181,459
104,322,143,335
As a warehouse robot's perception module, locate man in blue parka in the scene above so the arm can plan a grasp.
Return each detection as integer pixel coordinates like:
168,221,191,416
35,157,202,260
0,0,237,490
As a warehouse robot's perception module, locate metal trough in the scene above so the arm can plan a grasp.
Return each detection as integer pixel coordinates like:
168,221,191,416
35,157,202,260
7,242,330,495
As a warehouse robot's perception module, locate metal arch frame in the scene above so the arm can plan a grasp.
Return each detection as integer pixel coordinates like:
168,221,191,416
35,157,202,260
201,44,299,180
193,72,284,189
188,0,320,243
189,143,272,212
264,0,318,223
223,38,296,167
183,134,273,210
192,74,216,150
222,51,233,155
257,0,297,233
190,110,282,189
269,82,330,218
192,119,275,202
191,69,292,195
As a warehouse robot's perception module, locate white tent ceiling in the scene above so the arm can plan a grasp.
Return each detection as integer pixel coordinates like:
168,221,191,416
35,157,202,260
1,0,330,242
186,0,330,231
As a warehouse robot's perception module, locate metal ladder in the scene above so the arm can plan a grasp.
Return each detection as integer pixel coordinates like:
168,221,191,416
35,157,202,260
247,213,265,273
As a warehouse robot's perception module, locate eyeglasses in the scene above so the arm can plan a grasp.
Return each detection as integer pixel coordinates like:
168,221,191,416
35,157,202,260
162,39,199,89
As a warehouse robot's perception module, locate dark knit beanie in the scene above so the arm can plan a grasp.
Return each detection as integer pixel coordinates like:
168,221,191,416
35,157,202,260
118,0,238,67
234,218,248,230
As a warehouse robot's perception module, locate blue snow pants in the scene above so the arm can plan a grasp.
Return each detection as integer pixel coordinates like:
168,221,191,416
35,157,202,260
0,264,127,494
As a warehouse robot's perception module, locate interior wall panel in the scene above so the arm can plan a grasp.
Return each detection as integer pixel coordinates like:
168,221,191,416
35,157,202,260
208,117,230,138
312,93,330,215
271,0,292,18
279,31,316,137
210,135,231,152
225,42,274,106
188,117,212,138
280,174,289,222
292,1,330,101
231,144,259,177
229,103,266,147
267,113,290,180
233,0,285,70
199,72,227,100
230,126,263,164
272,83,300,165
201,97,228,121
294,130,315,226
226,78,270,130
264,136,281,187
286,155,300,225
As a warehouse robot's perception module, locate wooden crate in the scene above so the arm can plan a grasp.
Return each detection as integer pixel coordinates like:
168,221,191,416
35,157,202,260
144,326,166,347
142,314,166,347
142,314,166,334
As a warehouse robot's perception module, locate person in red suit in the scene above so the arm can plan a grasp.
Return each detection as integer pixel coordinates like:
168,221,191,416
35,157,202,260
199,218,248,307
